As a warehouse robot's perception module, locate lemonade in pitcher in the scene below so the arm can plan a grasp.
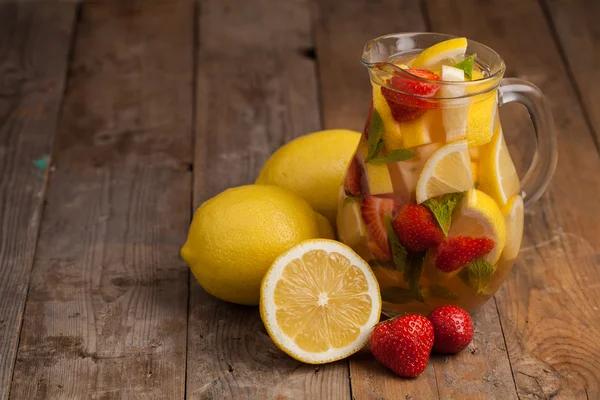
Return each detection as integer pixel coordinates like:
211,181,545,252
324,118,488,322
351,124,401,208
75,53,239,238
337,33,557,316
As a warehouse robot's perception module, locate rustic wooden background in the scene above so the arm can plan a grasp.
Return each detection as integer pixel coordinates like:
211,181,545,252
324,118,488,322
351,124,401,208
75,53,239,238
0,0,599,399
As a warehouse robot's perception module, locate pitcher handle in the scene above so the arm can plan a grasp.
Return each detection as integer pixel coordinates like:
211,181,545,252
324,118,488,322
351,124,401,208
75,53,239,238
498,78,558,206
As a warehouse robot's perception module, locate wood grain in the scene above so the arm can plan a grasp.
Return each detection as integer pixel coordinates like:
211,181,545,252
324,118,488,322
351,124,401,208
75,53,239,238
0,3,75,399
10,2,193,398
186,0,351,398
314,0,517,398
544,0,600,147
426,0,600,398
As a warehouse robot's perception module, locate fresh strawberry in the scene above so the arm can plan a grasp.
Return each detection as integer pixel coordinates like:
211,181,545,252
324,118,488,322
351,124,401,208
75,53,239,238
363,100,374,138
392,204,443,252
344,157,362,196
361,195,394,261
435,236,495,272
370,314,434,378
428,305,474,354
381,69,440,122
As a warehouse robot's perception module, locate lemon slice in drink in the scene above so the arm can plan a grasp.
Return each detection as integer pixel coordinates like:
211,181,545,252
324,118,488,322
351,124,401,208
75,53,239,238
500,195,524,262
411,37,468,69
372,83,442,150
478,127,520,206
449,189,506,264
466,90,498,147
440,65,470,142
337,190,368,248
260,239,381,364
415,140,474,203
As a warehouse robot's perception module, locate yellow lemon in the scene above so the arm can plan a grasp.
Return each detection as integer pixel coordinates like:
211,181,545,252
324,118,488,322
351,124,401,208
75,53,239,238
478,126,520,207
256,129,361,225
500,195,524,262
181,185,329,305
465,90,498,147
411,37,468,69
449,189,506,265
415,140,474,203
260,239,381,363
315,212,335,240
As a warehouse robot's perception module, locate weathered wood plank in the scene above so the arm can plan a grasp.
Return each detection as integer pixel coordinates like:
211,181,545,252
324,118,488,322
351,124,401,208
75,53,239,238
427,0,600,398
186,0,351,398
544,0,600,147
314,1,517,399
0,3,75,399
10,2,193,398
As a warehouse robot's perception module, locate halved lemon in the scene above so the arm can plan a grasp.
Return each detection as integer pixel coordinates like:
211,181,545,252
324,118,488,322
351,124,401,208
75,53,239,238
260,239,381,364
415,140,474,203
478,126,520,206
411,37,468,69
449,189,506,264
500,195,524,262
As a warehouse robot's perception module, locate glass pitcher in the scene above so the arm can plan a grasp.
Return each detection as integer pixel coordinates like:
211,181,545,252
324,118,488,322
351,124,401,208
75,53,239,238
337,33,557,316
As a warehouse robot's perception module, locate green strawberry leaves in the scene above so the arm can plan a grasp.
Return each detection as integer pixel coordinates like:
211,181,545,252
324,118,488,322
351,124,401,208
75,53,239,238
459,258,496,294
367,149,415,164
454,54,476,80
366,109,385,161
384,215,408,272
423,192,464,236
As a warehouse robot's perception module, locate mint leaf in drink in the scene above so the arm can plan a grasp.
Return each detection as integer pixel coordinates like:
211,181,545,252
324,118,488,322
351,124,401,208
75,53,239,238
343,194,362,206
384,215,408,272
381,287,416,304
454,54,476,79
459,258,496,294
426,284,459,300
367,149,415,165
366,109,384,161
423,192,465,236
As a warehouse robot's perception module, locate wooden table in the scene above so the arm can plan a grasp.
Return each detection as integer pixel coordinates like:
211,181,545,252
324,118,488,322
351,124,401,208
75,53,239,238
1,0,599,398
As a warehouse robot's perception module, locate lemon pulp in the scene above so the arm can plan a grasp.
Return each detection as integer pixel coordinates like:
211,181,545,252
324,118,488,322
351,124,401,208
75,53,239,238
416,140,474,203
449,189,507,264
260,240,381,364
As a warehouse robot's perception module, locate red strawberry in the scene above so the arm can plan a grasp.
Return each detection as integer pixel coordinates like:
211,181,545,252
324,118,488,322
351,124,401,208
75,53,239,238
381,69,440,122
428,305,474,354
370,314,434,378
363,100,374,138
361,195,394,261
344,157,362,196
435,236,495,272
392,204,443,252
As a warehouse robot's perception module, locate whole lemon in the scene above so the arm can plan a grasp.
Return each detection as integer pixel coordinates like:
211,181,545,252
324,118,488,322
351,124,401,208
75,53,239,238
256,129,361,225
180,184,333,305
